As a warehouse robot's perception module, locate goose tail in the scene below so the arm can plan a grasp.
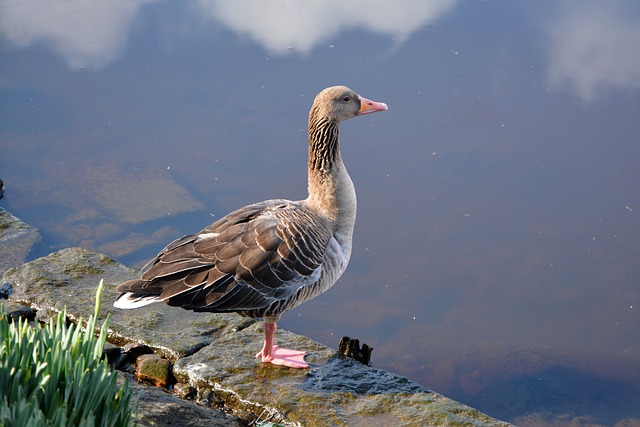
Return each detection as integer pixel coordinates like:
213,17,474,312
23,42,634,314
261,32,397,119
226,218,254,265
113,279,162,309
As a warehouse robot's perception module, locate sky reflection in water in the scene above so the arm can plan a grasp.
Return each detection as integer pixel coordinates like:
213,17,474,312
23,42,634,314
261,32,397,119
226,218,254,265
1,1,640,425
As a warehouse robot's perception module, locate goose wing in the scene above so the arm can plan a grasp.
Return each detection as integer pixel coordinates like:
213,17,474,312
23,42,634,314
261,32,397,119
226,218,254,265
115,199,332,315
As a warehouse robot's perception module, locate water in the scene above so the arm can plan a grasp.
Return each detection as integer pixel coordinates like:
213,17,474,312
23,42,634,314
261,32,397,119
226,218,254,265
2,1,640,425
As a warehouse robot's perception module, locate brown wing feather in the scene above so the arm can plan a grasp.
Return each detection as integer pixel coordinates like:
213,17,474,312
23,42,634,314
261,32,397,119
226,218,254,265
115,199,333,317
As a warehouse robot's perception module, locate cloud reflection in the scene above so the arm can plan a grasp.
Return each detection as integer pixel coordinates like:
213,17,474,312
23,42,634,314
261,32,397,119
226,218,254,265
195,0,459,54
0,0,158,70
0,0,458,69
546,0,640,100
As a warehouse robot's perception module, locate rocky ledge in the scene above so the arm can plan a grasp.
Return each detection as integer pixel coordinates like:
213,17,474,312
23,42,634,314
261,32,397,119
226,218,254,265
0,208,511,426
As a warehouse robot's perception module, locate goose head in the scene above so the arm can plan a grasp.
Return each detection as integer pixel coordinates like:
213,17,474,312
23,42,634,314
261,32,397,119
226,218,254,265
310,86,388,123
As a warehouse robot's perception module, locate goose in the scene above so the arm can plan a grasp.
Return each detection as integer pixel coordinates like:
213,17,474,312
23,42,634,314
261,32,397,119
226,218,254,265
114,86,388,368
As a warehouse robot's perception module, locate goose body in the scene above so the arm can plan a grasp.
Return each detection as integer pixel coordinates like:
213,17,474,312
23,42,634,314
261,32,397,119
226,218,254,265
114,86,387,368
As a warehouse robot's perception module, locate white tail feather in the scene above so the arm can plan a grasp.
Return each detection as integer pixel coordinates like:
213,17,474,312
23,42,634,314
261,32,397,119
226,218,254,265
113,292,162,309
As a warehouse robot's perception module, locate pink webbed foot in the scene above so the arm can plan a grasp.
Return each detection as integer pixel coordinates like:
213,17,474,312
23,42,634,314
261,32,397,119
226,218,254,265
257,321,309,369
256,345,309,369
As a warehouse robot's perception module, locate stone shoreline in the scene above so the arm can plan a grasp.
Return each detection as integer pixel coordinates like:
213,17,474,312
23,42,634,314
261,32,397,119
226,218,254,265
1,207,512,426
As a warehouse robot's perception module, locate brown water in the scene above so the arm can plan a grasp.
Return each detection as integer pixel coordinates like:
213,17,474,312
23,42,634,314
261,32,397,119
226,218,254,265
2,1,640,425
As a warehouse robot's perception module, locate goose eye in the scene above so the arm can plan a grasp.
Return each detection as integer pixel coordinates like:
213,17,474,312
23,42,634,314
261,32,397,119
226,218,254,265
342,96,351,102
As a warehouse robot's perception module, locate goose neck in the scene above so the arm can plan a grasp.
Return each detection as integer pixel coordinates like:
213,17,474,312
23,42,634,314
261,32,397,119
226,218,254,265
306,116,356,224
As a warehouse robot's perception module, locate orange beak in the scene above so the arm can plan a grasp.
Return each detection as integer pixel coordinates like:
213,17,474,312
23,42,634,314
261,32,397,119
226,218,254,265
357,96,388,115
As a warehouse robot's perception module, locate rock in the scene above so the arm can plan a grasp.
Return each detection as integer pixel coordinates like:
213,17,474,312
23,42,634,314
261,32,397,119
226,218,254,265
119,372,244,427
0,300,36,323
76,164,203,225
172,322,509,426
137,354,172,388
0,208,40,274
12,164,204,260
195,387,224,408
2,246,138,322
2,244,513,426
174,383,198,400
40,164,203,227
339,336,373,365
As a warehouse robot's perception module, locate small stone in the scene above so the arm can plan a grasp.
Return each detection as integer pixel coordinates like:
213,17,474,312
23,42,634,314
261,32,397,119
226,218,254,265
197,387,223,408
174,382,197,400
136,354,172,388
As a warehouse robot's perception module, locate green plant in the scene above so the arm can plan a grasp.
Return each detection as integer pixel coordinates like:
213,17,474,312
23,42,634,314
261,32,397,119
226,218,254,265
0,280,135,426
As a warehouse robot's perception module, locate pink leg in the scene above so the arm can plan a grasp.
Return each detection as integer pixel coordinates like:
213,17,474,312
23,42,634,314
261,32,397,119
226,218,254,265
255,322,309,368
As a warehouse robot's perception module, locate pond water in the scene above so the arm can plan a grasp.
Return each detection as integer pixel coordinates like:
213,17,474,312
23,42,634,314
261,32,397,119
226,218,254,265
2,1,640,425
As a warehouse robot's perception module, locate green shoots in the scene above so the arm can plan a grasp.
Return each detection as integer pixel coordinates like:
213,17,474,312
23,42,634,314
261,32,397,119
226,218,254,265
0,280,135,426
